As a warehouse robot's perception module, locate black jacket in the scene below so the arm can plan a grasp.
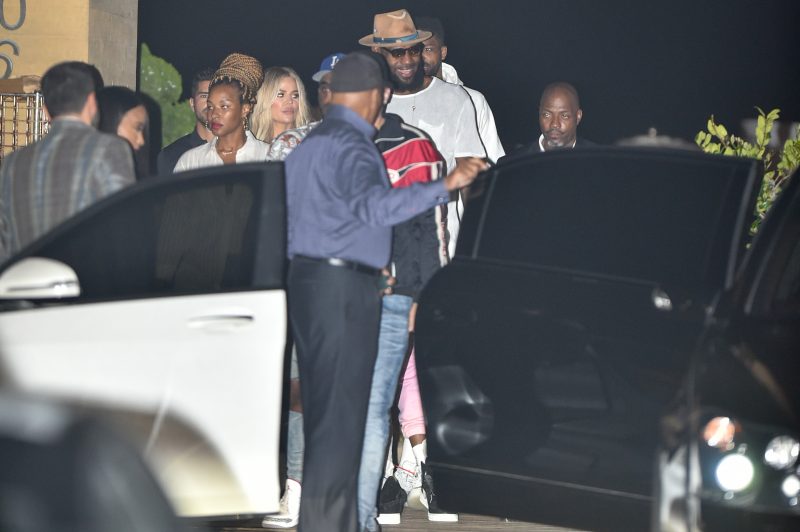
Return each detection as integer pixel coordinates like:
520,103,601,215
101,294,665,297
501,136,597,164
156,129,206,175
375,114,447,301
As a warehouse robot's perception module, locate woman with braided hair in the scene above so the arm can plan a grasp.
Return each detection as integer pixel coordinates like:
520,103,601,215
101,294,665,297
174,53,268,172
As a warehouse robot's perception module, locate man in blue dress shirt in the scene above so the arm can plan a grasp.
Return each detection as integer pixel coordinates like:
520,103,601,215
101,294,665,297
284,51,487,532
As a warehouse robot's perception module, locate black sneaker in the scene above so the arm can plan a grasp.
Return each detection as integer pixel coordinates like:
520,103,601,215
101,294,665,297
376,475,407,525
420,462,458,522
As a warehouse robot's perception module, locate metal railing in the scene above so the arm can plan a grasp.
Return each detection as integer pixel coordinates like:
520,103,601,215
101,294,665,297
0,92,49,164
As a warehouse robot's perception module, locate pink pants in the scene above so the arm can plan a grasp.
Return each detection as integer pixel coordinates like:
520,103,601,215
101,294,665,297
398,348,426,438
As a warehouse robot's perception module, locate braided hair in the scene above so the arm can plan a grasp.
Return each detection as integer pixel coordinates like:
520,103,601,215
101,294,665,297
210,53,265,105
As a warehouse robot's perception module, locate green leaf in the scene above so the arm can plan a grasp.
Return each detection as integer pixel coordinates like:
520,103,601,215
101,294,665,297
707,118,717,137
695,131,706,145
756,114,766,146
717,123,728,138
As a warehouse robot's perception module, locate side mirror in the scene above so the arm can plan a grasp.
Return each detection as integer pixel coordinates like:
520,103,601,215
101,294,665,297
0,257,80,299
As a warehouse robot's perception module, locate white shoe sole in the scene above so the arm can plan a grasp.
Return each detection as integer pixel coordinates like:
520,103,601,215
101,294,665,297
261,516,299,529
376,513,401,525
428,512,458,522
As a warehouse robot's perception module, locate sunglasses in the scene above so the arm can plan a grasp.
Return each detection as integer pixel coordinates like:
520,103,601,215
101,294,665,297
383,43,424,59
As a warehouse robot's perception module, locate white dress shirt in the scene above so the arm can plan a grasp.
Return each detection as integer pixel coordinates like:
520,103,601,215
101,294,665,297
174,130,269,172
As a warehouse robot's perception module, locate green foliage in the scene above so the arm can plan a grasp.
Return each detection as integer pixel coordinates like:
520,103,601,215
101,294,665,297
696,108,800,234
139,43,194,147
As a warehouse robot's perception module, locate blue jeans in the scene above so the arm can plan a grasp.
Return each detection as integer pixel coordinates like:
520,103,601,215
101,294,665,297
286,346,304,483
357,294,413,532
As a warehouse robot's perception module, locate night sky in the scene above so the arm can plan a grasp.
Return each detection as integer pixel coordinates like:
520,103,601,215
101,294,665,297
138,0,800,150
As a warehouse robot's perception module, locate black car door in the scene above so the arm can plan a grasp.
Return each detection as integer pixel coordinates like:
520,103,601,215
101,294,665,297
416,148,760,530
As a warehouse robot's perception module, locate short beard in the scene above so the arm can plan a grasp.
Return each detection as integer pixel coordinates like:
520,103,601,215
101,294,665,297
423,59,440,78
392,64,424,93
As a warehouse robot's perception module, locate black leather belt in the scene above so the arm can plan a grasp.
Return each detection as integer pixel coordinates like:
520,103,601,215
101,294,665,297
295,255,382,277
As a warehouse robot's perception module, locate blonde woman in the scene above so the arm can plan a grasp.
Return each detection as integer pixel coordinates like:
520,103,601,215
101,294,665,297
251,67,311,144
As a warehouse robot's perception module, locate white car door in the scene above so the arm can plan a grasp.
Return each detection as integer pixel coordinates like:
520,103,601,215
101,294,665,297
0,163,288,518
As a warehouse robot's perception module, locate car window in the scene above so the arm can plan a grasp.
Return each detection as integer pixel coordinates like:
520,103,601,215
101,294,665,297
474,150,756,292
763,186,800,315
3,163,286,302
773,235,800,312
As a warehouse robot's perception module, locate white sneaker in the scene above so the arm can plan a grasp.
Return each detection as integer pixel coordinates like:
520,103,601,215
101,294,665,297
393,459,421,493
262,478,300,528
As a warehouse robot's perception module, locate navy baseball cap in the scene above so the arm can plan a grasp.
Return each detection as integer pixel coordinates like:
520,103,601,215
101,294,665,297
312,53,346,82
330,51,391,93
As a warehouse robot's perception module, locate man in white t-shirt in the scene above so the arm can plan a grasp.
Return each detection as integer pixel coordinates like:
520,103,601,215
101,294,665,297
415,16,505,164
361,8,485,259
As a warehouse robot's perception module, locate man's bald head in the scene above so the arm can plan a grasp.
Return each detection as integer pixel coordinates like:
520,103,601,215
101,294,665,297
538,82,583,151
540,82,580,110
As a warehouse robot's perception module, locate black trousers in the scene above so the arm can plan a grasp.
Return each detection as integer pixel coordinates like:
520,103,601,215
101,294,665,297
288,257,382,532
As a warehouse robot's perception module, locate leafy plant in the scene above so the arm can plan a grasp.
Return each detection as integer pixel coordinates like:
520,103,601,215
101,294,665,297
696,107,800,234
139,43,194,147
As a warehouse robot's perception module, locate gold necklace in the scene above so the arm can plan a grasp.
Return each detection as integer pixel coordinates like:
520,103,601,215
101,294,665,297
216,142,243,156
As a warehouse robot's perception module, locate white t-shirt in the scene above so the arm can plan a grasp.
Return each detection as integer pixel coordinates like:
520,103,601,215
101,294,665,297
387,77,485,257
441,63,505,163
174,130,269,172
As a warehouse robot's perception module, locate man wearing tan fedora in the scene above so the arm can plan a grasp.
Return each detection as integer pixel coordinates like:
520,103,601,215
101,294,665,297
358,8,484,527
360,9,485,261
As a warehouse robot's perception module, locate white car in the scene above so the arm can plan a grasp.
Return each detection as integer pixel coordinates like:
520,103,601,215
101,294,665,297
0,163,287,519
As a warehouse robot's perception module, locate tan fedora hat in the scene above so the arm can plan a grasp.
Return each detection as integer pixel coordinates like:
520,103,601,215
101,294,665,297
359,9,432,47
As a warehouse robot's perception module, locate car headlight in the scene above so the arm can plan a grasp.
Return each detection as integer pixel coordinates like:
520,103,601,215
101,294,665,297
703,416,737,449
715,453,755,492
781,475,800,499
764,436,799,470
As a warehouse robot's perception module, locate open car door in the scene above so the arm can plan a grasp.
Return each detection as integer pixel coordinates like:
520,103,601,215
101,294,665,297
415,148,761,530
0,163,287,518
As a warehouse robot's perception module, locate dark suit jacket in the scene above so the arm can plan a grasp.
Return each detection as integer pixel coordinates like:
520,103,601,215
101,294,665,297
501,136,597,164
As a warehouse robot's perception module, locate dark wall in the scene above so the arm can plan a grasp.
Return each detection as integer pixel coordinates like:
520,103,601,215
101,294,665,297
138,0,800,150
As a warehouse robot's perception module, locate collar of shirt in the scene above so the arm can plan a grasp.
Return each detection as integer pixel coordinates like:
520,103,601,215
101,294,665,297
440,62,463,86
538,133,577,152
325,104,376,139
206,130,262,160
49,117,92,132
375,113,405,142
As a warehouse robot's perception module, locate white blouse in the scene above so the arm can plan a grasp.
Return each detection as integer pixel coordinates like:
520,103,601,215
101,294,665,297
174,130,269,172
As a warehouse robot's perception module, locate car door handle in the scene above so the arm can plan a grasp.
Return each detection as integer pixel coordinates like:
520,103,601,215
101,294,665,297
187,314,255,331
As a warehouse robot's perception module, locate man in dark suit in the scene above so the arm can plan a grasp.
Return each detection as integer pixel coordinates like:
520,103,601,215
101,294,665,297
537,82,592,151
505,82,594,160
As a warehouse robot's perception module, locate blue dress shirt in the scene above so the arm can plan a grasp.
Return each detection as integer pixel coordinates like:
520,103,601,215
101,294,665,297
285,104,450,269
